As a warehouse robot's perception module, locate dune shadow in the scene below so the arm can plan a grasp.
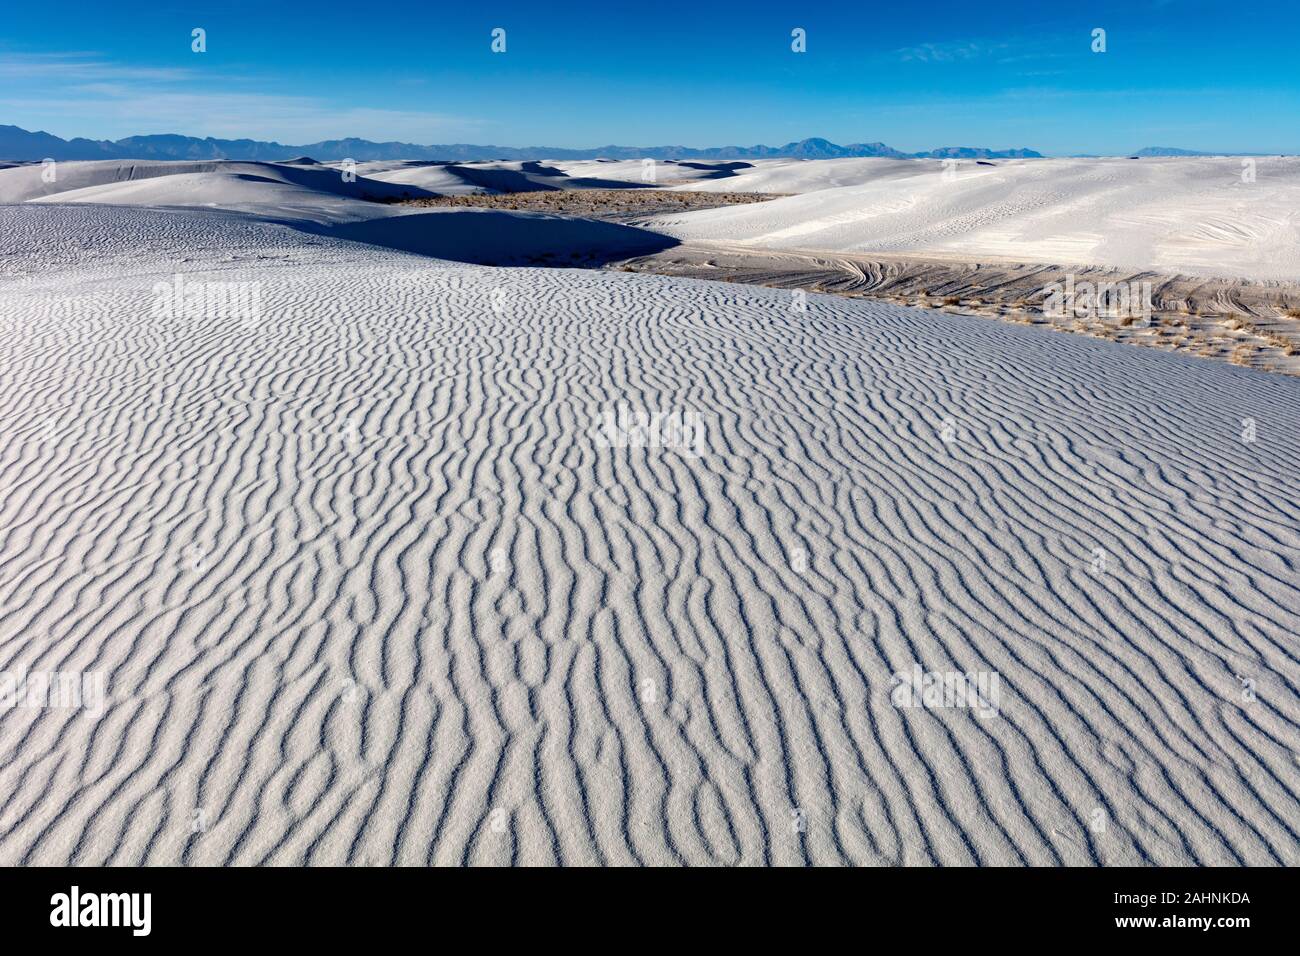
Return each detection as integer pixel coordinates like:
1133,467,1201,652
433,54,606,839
318,208,679,266
446,164,564,192
445,161,662,192
668,161,755,178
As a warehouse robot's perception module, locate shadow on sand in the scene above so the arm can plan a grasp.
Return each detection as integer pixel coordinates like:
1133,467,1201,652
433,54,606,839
321,208,679,266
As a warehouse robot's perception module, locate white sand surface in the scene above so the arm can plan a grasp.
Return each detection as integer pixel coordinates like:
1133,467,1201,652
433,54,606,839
660,157,924,193
14,156,1297,283
350,159,670,195
346,161,496,196
0,158,444,227
0,162,679,263
352,158,791,194
1,199,1298,865
553,158,759,187
647,157,1300,281
26,171,409,226
0,158,711,215
0,159,429,206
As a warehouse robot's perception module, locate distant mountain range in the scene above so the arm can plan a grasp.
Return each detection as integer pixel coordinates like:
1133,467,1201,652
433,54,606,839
0,126,1044,163
1129,146,1282,157
1132,146,1209,157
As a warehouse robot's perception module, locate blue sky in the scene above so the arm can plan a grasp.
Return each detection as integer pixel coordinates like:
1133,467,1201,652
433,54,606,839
1,0,1296,155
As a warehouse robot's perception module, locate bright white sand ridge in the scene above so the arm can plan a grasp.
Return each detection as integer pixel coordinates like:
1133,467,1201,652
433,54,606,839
1,204,1299,866
648,156,1300,281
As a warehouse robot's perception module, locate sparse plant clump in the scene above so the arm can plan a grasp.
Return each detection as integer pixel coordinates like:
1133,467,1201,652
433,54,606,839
395,189,780,221
1261,331,1300,355
618,249,1300,377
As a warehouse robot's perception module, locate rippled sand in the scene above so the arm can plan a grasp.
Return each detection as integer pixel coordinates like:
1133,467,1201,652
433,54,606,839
2,203,1298,865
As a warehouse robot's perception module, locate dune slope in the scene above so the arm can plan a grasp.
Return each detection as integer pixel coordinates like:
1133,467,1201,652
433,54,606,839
0,204,1298,866
649,156,1300,281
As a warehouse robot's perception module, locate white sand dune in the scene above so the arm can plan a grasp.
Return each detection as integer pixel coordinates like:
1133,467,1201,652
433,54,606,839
351,158,769,194
648,156,1300,281
0,160,679,264
14,155,1297,284
27,171,409,226
0,159,429,205
1,200,1298,866
553,158,760,187
661,157,924,194
0,159,434,225
350,159,681,195
0,158,726,221
347,161,496,196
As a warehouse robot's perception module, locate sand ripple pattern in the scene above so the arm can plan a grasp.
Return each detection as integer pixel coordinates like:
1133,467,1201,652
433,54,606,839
1,206,1299,865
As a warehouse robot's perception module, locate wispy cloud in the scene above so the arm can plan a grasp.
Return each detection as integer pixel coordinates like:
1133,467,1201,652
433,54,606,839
0,51,485,143
892,33,1100,68
0,52,194,83
894,40,1010,63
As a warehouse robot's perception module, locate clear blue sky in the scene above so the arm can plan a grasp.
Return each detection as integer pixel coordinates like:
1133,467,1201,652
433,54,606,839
1,0,1296,155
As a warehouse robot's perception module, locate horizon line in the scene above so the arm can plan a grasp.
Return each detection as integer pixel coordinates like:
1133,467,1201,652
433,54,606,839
3,124,1287,159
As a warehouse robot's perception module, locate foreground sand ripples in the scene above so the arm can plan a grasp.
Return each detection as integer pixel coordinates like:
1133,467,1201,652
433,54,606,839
0,207,1298,865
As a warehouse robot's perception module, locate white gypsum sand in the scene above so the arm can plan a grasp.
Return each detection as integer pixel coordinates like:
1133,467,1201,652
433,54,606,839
1,193,1298,866
646,156,1300,281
